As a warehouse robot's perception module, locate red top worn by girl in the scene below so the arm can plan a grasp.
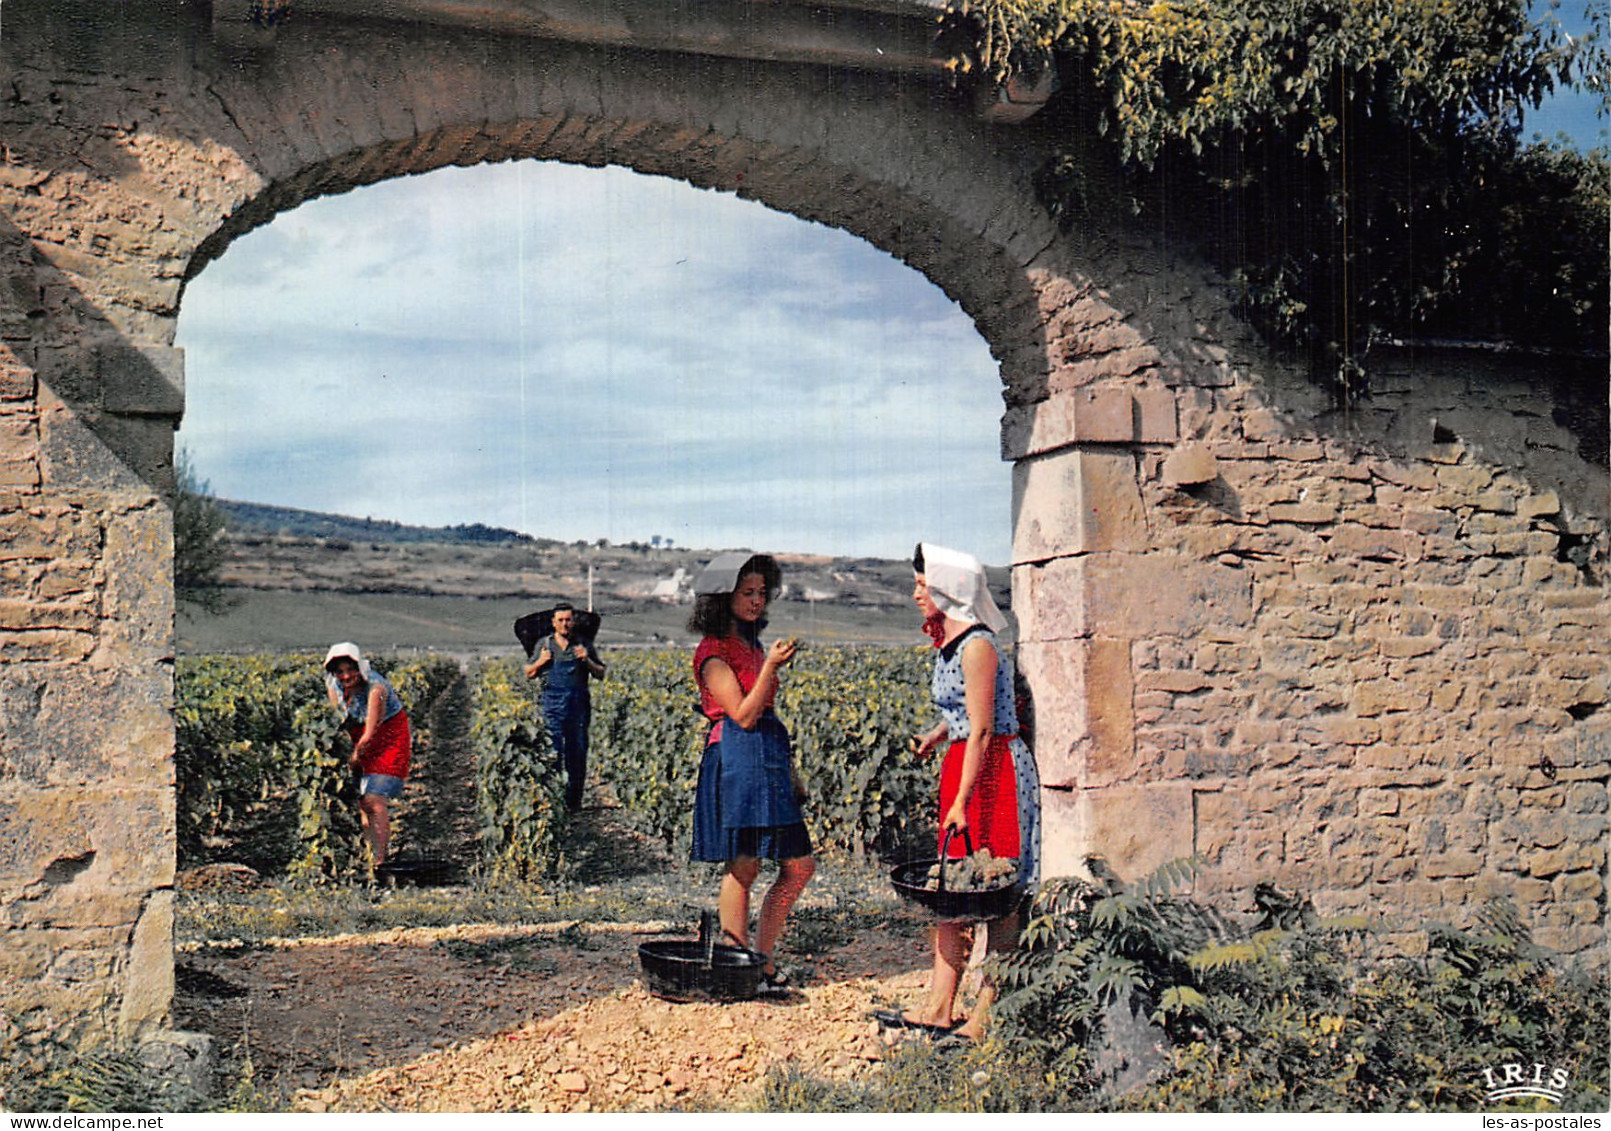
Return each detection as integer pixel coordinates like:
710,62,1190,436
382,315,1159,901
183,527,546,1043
694,634,776,738
335,670,411,779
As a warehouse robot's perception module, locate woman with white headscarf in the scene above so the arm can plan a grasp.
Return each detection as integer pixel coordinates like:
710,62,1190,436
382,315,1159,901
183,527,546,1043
874,543,1041,1041
323,642,412,868
686,552,815,992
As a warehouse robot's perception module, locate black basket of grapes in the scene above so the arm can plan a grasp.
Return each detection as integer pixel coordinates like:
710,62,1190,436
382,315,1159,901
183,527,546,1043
891,828,1025,923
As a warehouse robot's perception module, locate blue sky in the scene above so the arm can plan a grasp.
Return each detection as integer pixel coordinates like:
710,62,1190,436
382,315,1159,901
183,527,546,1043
1524,0,1608,149
177,161,1009,562
175,12,1605,565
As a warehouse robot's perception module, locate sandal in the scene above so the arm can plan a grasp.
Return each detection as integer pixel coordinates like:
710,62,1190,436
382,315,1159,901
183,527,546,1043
759,966,791,992
869,1009,961,1037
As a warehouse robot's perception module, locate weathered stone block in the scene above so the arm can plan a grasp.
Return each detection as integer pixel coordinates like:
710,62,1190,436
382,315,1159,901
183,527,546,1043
1514,810,1570,849
1137,669,1211,694
1197,641,1257,674
1555,871,1605,901
1270,440,1326,463
1360,788,1400,817
0,792,95,899
0,596,98,632
1012,557,1088,642
0,504,99,562
0,935,51,983
1330,718,1384,746
1,665,172,788
1526,844,1603,877
1160,442,1216,488
1354,680,1432,717
1073,782,1196,883
0,454,41,487
1016,638,1134,789
118,888,174,1038
1473,874,1553,904
1047,347,1162,395
99,506,175,661
1376,635,1442,659
1517,490,1562,519
1533,925,1604,953
33,346,101,406
1239,404,1288,442
1369,460,1437,490
1423,853,1484,878
1329,524,1414,561
0,628,96,662
1376,856,1418,882
1536,899,1602,929
1277,609,1343,639
1088,553,1254,641
1070,386,1139,442
1565,810,1609,842
137,1029,215,1096
1564,782,1608,814
37,391,161,494
1134,385,1178,443
98,345,184,417
0,353,38,401
1012,448,1146,562
1085,639,1137,786
1039,787,1082,880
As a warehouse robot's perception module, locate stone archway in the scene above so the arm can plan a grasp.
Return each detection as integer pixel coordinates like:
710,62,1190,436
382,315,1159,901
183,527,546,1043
1,0,1605,1045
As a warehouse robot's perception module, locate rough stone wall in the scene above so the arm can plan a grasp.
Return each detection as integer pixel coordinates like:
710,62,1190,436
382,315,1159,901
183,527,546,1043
0,344,179,1044
1153,350,1608,954
1010,303,1610,955
0,3,1605,1045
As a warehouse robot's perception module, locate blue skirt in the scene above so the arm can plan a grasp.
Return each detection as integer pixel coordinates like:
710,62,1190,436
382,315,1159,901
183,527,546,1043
690,714,812,862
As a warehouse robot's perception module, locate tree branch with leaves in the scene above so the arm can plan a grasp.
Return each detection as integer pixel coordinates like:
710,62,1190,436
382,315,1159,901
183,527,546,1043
174,449,238,615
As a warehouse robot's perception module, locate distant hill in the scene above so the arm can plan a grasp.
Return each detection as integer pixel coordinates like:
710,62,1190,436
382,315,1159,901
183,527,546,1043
211,502,929,607
181,501,1010,653
218,500,539,547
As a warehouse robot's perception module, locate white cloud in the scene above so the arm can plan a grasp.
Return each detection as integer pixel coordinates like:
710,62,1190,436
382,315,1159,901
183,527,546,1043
177,160,1010,562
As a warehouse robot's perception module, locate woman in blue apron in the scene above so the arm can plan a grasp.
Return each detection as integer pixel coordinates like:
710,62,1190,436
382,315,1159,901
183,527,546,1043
688,552,815,992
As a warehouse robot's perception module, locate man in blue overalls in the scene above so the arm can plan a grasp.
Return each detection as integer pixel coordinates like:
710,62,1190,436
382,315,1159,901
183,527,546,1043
524,604,607,811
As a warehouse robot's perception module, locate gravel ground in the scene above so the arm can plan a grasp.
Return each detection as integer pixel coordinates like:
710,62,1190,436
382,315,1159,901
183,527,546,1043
176,908,953,1112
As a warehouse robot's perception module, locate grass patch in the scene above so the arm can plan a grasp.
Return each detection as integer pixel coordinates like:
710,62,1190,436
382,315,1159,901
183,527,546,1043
176,852,909,949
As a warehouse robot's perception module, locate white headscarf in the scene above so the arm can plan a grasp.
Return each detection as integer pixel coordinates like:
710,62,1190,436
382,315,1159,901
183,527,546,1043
920,543,1007,634
693,551,755,596
323,641,375,682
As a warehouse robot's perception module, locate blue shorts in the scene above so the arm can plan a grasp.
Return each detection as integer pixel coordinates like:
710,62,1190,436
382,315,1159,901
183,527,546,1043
359,773,405,799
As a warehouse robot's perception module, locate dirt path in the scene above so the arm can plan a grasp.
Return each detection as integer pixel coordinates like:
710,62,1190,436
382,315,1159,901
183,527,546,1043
388,666,479,869
177,916,935,1112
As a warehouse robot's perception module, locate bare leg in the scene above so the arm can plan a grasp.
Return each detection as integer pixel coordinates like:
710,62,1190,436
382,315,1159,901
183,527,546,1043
719,856,761,948
954,910,1020,1040
903,920,970,1027
359,795,390,865
755,855,816,972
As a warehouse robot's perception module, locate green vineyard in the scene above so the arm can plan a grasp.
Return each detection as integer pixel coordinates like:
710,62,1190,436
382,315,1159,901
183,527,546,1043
177,646,944,881
175,653,462,879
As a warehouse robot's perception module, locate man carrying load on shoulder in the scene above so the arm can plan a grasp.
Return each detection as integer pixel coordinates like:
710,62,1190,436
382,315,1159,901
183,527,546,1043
525,603,606,811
